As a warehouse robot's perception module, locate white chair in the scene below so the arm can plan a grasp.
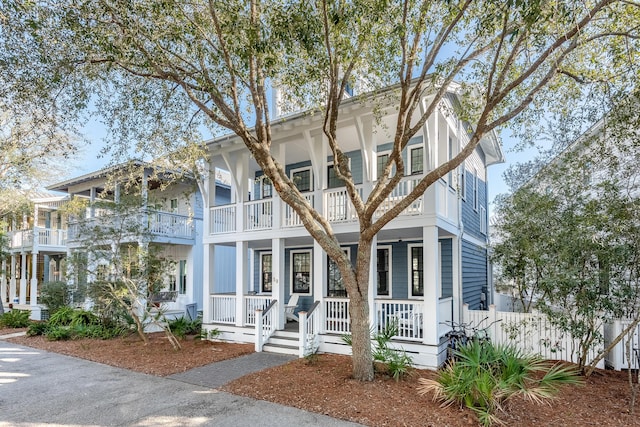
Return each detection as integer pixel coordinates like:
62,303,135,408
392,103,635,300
285,294,300,322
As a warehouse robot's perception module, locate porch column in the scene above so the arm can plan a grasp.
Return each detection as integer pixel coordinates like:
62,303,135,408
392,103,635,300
89,187,96,218
271,144,283,229
202,243,214,323
30,251,39,306
368,236,377,327
422,226,440,346
9,254,16,302
1,258,7,303
19,252,27,304
272,238,285,329
235,240,248,327
452,235,462,323
312,239,325,331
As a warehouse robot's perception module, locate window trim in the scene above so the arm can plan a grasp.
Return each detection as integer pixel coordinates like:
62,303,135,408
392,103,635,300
376,245,392,298
261,176,273,199
407,244,424,298
480,206,487,235
290,249,312,295
473,167,479,212
178,259,187,295
376,151,392,181
460,161,467,200
408,145,425,176
447,137,455,188
290,166,313,192
327,158,352,189
327,247,350,297
260,252,273,293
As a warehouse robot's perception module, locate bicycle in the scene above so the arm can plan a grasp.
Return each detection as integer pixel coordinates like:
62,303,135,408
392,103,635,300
441,317,502,365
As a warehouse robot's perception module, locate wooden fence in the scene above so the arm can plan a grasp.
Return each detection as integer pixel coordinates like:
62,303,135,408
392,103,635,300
463,304,605,369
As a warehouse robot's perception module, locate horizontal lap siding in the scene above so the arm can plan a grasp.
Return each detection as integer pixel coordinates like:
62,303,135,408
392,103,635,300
462,240,487,310
440,239,453,298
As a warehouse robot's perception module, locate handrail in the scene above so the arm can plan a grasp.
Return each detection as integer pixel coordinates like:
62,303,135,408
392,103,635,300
255,299,278,352
299,300,321,357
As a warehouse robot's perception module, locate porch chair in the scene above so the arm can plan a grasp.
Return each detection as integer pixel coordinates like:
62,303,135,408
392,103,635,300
285,294,300,322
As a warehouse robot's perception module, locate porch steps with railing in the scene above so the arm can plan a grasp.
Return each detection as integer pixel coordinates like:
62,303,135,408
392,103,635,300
262,329,299,355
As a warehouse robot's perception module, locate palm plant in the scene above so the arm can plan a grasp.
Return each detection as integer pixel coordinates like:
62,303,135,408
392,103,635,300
417,341,581,426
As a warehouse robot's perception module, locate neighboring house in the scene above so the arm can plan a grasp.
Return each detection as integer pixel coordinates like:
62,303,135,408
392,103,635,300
1,194,69,319
200,88,504,368
1,163,234,319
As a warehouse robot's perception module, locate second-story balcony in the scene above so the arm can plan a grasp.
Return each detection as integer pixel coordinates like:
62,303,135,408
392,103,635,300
67,209,196,245
209,176,459,235
7,227,68,252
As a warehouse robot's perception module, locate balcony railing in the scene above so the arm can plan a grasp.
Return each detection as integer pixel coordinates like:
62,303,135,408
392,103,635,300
67,209,194,242
7,227,67,249
208,174,462,235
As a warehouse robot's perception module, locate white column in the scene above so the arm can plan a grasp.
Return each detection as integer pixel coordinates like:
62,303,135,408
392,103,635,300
30,251,39,306
452,235,462,323
9,254,16,302
19,252,27,304
422,226,440,346
235,240,248,327
272,238,285,329
368,236,377,327
1,258,7,303
89,187,96,218
202,243,214,323
313,240,325,325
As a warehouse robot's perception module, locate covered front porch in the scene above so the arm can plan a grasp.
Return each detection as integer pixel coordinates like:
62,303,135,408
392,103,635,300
204,294,453,367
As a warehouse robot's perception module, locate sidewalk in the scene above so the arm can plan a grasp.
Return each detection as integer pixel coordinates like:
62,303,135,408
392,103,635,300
0,340,363,426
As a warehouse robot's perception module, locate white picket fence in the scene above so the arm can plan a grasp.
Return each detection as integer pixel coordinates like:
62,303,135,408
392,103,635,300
463,304,605,369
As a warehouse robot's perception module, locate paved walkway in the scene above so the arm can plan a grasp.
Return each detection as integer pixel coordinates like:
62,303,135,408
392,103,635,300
0,339,363,426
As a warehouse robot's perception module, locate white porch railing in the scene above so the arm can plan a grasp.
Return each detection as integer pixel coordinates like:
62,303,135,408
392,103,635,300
325,298,351,334
438,297,453,339
210,205,237,234
36,228,67,246
244,199,273,231
374,176,423,218
324,187,362,222
210,294,236,324
299,301,321,357
244,295,273,326
255,300,278,352
463,304,604,368
283,193,315,227
8,230,32,248
148,211,193,238
376,300,424,341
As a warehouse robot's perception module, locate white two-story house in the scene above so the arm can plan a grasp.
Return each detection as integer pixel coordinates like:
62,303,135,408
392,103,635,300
200,88,504,368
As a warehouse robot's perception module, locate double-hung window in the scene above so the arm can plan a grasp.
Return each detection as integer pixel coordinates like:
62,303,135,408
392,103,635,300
377,247,390,297
327,249,349,297
291,168,312,192
376,153,390,180
261,253,272,293
292,251,311,294
409,146,424,175
262,177,273,198
410,246,424,297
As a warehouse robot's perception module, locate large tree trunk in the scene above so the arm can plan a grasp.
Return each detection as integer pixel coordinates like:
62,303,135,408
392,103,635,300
347,237,374,381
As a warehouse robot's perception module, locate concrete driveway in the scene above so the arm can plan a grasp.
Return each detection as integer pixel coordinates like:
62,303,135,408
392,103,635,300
0,341,362,427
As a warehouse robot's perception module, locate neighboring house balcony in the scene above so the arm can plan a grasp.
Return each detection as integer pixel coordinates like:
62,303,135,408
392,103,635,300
7,227,68,253
209,175,459,237
66,209,196,246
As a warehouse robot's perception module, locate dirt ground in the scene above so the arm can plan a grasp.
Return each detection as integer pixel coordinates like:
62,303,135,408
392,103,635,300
4,327,640,426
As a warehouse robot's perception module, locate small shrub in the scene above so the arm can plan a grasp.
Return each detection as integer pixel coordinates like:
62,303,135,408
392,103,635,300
39,281,71,315
417,340,581,426
168,317,203,339
70,310,99,327
27,322,50,336
342,319,413,380
46,326,73,341
0,310,31,328
48,307,75,327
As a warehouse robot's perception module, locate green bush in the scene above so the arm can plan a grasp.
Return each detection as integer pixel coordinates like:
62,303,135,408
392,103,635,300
168,316,202,339
46,326,73,341
27,322,50,336
39,281,71,315
0,310,31,328
48,306,75,327
70,310,99,327
342,319,413,381
417,341,581,426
